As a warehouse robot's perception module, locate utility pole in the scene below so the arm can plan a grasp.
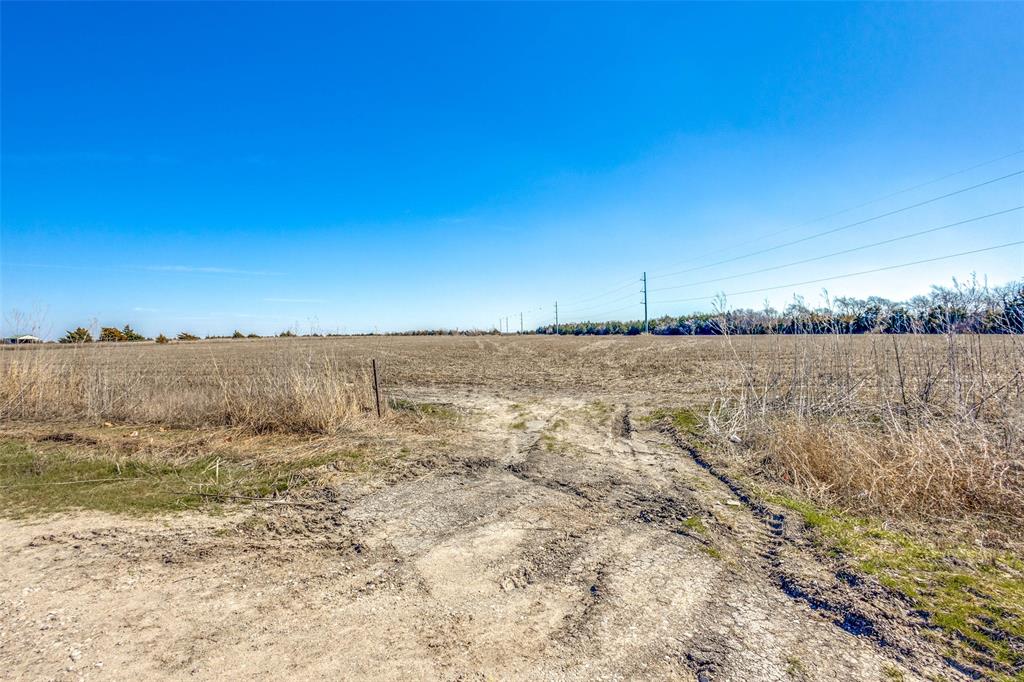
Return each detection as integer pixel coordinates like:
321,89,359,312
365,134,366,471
642,271,649,334
520,312,523,334
554,301,559,335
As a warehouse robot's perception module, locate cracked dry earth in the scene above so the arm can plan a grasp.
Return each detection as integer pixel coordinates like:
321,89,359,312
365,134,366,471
1,391,958,681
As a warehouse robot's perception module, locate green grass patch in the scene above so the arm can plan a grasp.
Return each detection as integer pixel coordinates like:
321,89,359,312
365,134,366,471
416,403,458,420
682,515,708,535
698,545,722,560
0,439,350,517
510,420,527,431
585,400,613,425
771,494,1024,678
540,433,560,451
881,665,905,682
641,407,703,433
389,398,458,420
785,655,807,677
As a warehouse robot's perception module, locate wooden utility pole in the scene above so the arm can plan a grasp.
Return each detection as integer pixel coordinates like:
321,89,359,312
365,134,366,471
554,301,559,335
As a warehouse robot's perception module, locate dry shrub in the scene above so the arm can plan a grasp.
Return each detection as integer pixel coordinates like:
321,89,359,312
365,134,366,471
708,332,1024,521
0,348,377,434
749,414,1022,519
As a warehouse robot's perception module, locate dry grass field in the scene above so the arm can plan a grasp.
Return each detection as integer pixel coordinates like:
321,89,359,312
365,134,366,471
1,334,1022,681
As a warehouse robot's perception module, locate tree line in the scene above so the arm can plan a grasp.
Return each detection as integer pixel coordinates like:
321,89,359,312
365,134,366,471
60,328,273,343
536,279,1024,336
48,279,1024,341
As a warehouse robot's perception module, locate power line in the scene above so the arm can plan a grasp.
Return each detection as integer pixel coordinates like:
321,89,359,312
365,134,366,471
648,168,1024,281
512,152,1024,330
497,304,544,324
539,150,1024,300
645,149,1024,278
562,304,636,323
649,206,1023,294
652,240,1024,307
560,302,641,324
558,277,640,307
559,289,640,315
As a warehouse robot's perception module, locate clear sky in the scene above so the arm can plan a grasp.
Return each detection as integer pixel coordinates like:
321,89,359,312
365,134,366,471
2,2,1022,337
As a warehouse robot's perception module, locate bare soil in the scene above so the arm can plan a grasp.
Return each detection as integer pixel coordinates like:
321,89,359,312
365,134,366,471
1,377,966,681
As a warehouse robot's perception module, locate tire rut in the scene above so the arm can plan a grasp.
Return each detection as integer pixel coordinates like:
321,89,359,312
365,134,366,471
656,421,972,681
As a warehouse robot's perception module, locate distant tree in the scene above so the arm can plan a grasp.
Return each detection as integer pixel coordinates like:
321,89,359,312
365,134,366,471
155,334,170,344
1002,285,1024,333
60,327,93,344
177,332,199,341
232,330,245,339
121,325,145,341
279,330,297,337
247,333,260,338
883,307,914,334
97,325,145,342
99,327,125,342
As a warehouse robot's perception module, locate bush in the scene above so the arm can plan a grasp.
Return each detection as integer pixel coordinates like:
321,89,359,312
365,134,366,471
121,325,145,342
177,332,199,341
99,327,124,343
97,325,144,342
247,333,260,338
60,328,93,344
155,334,170,345
279,330,297,337
232,330,245,339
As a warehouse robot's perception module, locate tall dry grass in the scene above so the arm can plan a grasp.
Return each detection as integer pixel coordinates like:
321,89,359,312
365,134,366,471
0,345,377,434
707,332,1024,521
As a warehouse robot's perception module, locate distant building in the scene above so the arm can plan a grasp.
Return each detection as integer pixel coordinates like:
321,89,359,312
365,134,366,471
2,335,42,344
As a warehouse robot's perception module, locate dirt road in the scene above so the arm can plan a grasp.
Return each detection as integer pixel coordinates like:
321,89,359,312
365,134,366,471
1,389,956,680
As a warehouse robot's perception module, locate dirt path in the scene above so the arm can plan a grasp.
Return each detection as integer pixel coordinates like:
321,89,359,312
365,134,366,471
0,390,957,681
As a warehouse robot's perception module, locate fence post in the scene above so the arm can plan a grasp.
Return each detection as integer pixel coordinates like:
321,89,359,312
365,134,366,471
372,358,383,418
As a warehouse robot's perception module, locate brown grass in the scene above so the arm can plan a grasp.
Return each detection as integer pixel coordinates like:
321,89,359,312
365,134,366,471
705,332,1024,522
0,343,377,434
3,333,1022,523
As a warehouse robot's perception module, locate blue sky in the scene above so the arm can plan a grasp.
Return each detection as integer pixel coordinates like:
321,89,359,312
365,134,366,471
2,2,1022,336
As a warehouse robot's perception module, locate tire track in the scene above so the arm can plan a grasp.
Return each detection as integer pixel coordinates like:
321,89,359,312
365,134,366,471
654,421,972,680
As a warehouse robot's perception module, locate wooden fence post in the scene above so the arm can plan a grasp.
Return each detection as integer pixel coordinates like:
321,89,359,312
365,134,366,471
372,358,383,418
